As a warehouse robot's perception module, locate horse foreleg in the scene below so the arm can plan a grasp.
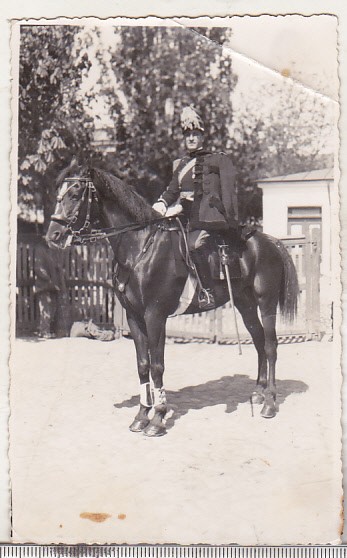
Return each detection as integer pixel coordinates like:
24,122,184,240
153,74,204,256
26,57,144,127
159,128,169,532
259,312,278,418
143,315,167,437
126,312,152,432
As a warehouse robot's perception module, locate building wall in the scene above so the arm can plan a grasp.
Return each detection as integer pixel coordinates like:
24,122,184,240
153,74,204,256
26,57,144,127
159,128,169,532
260,180,333,277
260,179,334,330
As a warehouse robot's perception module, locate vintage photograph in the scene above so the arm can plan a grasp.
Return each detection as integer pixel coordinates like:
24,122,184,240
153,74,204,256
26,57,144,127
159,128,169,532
9,15,341,544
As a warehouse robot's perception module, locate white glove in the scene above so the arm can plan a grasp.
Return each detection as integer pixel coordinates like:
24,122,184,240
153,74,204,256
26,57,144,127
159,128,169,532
166,203,183,217
152,201,167,216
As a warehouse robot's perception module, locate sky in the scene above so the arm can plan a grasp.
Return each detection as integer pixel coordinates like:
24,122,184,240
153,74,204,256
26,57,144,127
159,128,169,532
226,15,339,112
226,14,338,102
224,14,338,155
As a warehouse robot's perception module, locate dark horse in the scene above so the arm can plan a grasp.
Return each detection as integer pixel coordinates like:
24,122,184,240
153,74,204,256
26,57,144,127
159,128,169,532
46,167,299,437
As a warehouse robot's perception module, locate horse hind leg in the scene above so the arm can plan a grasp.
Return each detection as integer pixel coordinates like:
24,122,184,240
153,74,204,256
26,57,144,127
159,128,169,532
126,313,152,433
259,309,278,419
234,289,267,405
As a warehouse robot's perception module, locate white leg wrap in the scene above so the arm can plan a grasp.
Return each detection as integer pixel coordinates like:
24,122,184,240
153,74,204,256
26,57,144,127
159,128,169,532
152,386,167,407
140,382,153,408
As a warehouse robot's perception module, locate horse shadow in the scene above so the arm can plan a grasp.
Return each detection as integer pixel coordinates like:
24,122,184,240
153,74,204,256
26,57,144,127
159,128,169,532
114,374,308,430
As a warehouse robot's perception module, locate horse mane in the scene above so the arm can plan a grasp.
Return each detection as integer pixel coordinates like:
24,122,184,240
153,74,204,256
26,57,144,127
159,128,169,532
90,167,158,223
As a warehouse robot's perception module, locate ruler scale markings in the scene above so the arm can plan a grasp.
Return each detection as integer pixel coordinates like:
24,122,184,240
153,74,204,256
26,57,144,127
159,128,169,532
2,549,347,558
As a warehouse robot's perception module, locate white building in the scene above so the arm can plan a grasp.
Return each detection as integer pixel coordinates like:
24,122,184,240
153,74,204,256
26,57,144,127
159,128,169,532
257,168,335,333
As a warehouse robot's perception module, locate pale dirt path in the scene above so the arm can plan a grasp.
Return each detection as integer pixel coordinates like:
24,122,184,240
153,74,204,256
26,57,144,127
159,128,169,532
9,337,341,545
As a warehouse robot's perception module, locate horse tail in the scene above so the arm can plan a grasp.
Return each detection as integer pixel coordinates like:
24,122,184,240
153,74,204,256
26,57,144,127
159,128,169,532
266,235,299,322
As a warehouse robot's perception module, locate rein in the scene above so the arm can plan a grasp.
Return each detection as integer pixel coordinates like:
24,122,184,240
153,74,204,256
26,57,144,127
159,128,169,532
52,177,167,245
74,218,167,245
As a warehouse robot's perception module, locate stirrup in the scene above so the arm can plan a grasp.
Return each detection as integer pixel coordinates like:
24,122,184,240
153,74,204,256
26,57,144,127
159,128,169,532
198,288,215,310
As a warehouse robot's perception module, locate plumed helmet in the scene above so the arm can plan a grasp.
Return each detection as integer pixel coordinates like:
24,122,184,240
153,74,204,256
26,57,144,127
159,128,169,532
180,105,205,133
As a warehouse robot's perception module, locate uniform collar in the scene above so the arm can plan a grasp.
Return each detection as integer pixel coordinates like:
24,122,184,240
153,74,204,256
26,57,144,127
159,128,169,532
188,148,211,158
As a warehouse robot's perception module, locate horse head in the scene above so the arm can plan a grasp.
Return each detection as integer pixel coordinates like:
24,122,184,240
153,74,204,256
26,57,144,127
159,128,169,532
47,166,160,249
46,168,97,249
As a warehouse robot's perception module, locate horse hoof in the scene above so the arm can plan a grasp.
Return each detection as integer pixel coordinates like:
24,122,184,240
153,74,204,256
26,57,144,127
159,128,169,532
261,404,276,419
143,424,166,437
129,419,150,432
251,392,265,405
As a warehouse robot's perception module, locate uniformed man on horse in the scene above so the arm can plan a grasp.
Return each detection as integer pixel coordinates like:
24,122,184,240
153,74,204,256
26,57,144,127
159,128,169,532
153,105,239,310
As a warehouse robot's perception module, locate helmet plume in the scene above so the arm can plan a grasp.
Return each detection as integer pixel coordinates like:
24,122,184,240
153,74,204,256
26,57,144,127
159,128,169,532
180,106,204,132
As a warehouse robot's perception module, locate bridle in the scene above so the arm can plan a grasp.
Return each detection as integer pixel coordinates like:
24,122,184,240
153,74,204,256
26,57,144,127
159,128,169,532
51,176,167,245
51,177,98,242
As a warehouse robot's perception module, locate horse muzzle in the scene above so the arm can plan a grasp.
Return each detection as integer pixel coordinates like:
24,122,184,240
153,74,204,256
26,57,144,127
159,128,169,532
46,220,71,249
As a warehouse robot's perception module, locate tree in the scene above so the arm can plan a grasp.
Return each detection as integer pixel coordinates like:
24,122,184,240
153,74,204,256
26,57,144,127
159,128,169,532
229,79,336,223
97,25,238,201
18,25,94,227
18,25,335,228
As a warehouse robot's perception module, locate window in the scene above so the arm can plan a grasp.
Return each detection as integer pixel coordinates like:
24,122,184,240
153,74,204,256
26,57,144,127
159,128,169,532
288,207,322,220
288,206,322,246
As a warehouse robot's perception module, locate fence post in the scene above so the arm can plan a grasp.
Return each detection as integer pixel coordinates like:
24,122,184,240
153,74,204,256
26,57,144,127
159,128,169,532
310,228,321,337
215,307,223,343
113,298,124,338
303,237,313,336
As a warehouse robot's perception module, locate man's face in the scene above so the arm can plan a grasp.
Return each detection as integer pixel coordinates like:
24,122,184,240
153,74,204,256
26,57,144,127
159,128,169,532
184,130,204,153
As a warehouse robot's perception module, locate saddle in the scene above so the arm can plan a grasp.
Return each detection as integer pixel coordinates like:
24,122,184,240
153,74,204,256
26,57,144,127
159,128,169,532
112,218,251,296
158,217,243,280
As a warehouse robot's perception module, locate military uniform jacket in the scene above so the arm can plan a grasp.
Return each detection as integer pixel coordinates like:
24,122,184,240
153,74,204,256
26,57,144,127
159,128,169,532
159,149,238,231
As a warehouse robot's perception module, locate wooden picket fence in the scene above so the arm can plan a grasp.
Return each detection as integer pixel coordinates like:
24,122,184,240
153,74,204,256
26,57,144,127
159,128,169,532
162,232,322,343
114,231,324,343
16,232,324,341
16,238,38,330
16,236,114,334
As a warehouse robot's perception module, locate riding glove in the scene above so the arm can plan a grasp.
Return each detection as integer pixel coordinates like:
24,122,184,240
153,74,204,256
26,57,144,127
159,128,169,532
152,201,167,216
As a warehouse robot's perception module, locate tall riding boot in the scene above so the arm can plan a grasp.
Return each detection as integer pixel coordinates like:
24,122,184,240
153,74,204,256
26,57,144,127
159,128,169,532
191,248,216,310
223,227,243,279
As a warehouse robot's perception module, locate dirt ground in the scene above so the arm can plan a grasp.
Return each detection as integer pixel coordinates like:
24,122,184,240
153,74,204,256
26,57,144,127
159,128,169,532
9,336,342,545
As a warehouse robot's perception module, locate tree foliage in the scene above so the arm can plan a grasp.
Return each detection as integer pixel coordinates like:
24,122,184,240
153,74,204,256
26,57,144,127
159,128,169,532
18,24,335,228
230,80,335,223
18,25,94,225
98,26,237,201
